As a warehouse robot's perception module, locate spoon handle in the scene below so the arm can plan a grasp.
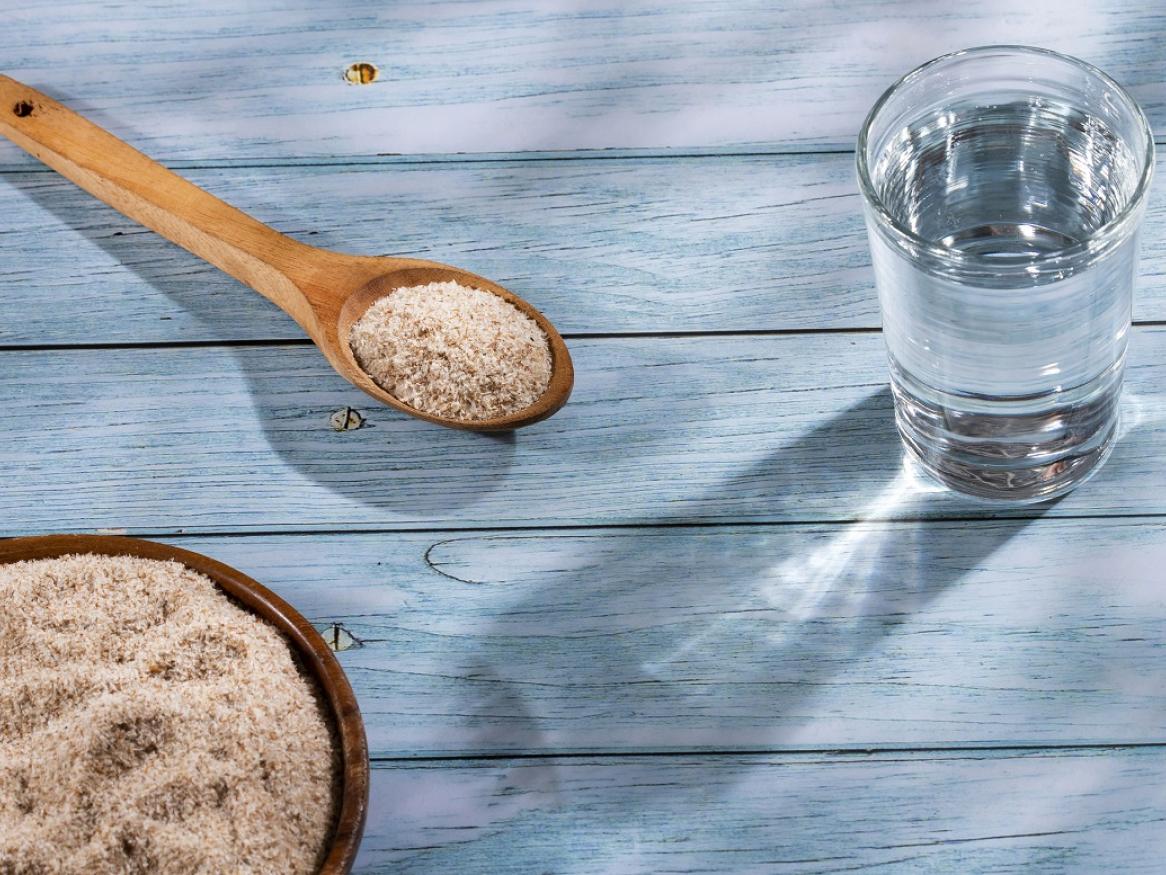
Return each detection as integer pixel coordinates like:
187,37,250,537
0,76,320,334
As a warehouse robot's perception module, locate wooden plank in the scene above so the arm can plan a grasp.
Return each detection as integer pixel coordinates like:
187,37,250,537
0,155,870,342
356,749,1166,872
2,154,1166,343
165,520,1166,757
1,1,1163,161
3,331,1166,534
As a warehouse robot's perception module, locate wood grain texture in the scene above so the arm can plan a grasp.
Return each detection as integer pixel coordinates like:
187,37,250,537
0,1,1163,161
162,521,1166,756
8,3,1165,867
3,331,1166,534
0,155,867,341
0,77,325,333
3,154,1164,344
356,749,1166,873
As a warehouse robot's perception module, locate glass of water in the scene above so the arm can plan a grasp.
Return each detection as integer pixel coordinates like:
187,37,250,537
857,46,1154,503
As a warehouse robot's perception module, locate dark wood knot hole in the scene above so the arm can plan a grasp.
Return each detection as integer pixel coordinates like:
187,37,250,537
343,62,378,85
13,101,33,118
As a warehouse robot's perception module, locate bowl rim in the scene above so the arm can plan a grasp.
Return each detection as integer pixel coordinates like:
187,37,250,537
0,533,369,875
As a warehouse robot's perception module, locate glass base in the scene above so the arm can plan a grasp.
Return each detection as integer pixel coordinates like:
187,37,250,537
892,377,1120,505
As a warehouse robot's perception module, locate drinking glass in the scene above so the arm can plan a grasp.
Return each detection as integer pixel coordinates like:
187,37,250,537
857,46,1154,502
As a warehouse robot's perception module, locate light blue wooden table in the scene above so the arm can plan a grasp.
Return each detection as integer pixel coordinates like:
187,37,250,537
5,2,1166,871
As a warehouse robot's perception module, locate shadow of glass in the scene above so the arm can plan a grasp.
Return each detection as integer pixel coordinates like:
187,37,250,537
404,389,1049,853
355,388,1058,866
435,389,1044,752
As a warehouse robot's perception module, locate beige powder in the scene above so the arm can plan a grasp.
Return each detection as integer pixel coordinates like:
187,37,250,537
348,281,553,422
0,554,339,875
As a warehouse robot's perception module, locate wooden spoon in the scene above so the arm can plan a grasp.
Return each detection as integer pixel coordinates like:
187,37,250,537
0,76,574,431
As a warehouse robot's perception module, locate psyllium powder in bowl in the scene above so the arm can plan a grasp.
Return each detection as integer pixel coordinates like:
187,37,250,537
0,554,340,875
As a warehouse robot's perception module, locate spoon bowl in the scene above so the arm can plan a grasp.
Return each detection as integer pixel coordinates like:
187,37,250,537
324,261,573,430
0,76,573,431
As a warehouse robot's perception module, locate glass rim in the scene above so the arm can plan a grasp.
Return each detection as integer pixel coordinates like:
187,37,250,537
856,45,1156,274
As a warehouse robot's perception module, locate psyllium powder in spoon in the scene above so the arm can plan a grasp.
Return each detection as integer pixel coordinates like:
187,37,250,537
348,281,553,422
0,554,339,875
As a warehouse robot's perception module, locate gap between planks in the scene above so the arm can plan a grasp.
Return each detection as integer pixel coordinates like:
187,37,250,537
9,321,1166,351
0,146,919,175
0,327,887,353
0,147,861,174
0,133,1163,174
368,740,1166,765
68,511,1166,542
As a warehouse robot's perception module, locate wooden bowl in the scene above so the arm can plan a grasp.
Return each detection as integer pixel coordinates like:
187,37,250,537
0,534,369,875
